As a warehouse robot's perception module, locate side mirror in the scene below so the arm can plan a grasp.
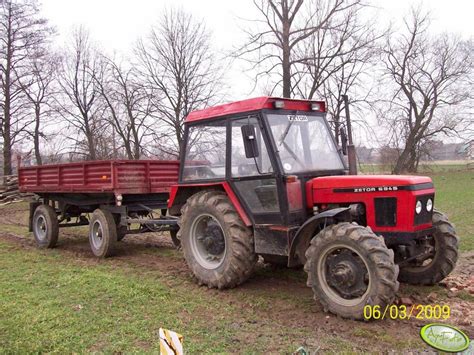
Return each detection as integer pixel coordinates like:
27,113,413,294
241,124,260,158
340,127,348,155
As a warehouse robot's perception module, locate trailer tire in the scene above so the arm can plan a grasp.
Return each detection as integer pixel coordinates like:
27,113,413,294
305,222,399,320
398,210,459,285
89,209,117,258
116,226,127,241
179,190,256,289
32,204,59,248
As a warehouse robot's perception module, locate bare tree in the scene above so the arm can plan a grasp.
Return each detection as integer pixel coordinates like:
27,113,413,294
236,0,362,98
381,8,472,173
57,26,107,160
21,49,59,165
295,4,380,143
0,0,53,175
96,56,154,159
136,8,223,157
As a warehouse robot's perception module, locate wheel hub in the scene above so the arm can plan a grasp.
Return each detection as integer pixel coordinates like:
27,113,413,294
35,216,47,241
190,214,227,269
197,224,225,256
326,249,368,299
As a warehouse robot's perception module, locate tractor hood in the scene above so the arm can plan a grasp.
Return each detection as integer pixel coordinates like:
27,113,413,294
306,175,434,208
309,175,432,190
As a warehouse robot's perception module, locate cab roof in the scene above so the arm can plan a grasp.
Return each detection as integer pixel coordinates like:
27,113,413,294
185,96,326,123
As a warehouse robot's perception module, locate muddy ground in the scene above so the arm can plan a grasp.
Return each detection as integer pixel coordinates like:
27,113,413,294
0,202,472,352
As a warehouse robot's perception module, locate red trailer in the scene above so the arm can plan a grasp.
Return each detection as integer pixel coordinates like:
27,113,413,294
19,159,181,257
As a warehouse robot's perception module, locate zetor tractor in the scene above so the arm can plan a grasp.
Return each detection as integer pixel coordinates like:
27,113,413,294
168,97,459,319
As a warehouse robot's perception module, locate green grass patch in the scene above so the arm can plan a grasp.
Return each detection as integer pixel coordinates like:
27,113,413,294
430,171,474,251
0,240,364,353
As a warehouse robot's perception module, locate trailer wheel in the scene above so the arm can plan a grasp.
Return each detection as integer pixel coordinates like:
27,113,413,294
179,190,257,289
116,226,127,241
398,210,459,285
32,204,59,248
89,209,117,257
305,222,399,320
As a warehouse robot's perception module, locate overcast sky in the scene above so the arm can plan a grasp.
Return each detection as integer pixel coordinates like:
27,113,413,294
41,0,473,100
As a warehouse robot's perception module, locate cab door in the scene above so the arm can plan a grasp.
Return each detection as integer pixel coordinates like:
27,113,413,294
228,116,289,256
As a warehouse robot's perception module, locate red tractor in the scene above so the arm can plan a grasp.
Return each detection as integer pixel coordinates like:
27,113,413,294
20,97,459,320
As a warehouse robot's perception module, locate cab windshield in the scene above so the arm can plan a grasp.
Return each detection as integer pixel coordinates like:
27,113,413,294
267,113,345,173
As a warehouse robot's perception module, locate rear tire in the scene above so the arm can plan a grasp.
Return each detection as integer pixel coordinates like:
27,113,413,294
305,222,399,320
32,204,59,248
179,190,257,289
89,209,117,258
398,210,459,285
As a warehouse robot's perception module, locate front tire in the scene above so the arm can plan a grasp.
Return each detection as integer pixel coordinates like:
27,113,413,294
32,204,59,248
398,210,459,285
305,223,399,320
89,209,117,258
178,191,257,289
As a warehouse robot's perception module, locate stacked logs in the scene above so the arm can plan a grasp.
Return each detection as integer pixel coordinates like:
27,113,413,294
0,176,34,205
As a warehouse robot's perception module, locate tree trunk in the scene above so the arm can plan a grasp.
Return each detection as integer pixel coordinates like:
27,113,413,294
85,124,96,160
393,134,416,174
34,106,42,165
281,9,291,98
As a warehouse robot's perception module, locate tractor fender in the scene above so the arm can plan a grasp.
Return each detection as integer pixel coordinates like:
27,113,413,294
288,207,351,267
167,182,252,226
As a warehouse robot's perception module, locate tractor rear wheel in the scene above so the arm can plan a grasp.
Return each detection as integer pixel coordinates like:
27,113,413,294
398,210,459,285
89,209,117,258
32,204,59,248
178,190,257,289
305,222,399,320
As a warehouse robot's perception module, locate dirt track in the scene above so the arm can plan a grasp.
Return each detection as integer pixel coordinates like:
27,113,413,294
0,202,473,352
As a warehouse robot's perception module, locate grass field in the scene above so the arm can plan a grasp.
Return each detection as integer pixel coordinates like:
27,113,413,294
0,165,472,353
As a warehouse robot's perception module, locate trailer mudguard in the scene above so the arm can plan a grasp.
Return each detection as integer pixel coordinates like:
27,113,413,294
288,207,351,267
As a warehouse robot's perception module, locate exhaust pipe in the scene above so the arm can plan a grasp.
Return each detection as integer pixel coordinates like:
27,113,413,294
342,95,357,175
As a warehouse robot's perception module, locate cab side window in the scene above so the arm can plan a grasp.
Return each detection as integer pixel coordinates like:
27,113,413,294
182,121,227,181
231,117,272,177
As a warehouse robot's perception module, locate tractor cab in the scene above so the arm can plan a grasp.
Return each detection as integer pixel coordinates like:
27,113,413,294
180,97,345,222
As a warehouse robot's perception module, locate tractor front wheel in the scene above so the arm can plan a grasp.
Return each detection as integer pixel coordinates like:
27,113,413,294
178,190,257,289
398,210,459,285
305,222,399,320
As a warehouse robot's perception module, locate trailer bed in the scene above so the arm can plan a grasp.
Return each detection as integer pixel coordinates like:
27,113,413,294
19,160,180,195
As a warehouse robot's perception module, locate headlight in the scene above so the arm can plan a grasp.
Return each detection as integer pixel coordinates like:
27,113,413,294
426,198,433,212
415,200,422,214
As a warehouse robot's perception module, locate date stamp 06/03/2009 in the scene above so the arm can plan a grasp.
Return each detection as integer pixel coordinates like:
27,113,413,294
363,304,451,321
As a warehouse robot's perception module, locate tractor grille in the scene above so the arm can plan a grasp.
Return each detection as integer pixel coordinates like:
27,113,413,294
414,194,434,225
374,197,397,227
